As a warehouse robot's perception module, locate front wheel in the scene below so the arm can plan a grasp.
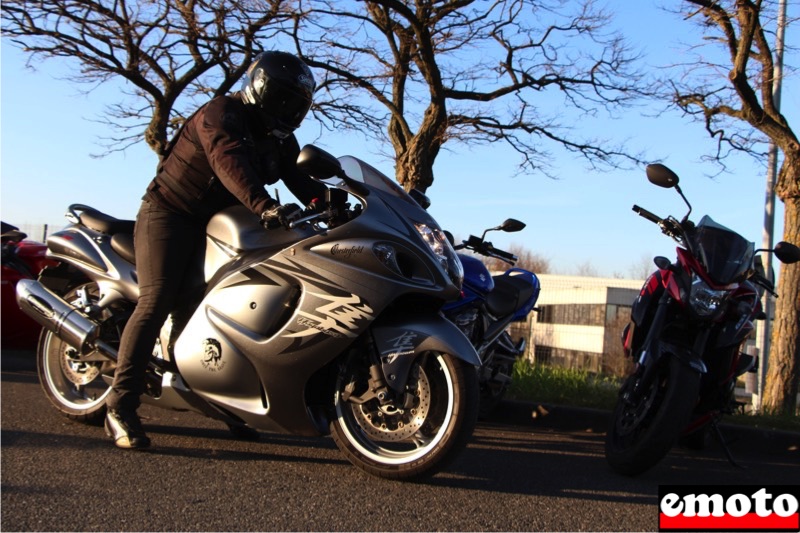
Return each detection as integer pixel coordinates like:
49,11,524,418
604,355,700,476
331,351,479,480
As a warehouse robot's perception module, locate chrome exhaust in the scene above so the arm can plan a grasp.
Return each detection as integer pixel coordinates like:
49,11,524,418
15,279,117,360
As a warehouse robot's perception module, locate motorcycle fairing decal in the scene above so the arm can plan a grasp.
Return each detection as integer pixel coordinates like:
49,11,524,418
285,291,375,338
638,270,663,299
200,338,226,372
380,331,419,363
207,235,241,258
214,263,284,291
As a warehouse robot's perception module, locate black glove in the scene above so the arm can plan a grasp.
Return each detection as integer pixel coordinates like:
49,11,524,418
261,203,302,229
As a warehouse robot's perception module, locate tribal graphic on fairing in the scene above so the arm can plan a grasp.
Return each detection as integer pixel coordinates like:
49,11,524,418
287,291,374,338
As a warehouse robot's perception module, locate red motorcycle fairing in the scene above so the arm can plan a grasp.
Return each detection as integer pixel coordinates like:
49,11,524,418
630,269,666,326
714,280,760,349
1,240,58,349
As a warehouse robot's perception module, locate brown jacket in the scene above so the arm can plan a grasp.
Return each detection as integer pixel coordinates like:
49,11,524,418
145,93,325,220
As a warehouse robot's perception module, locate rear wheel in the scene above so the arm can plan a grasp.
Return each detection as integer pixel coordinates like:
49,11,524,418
36,282,119,425
331,351,478,480
604,356,700,476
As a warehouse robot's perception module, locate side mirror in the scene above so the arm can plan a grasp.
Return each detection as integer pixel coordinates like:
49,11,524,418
409,189,431,210
646,164,680,189
500,218,526,233
297,145,344,180
654,256,671,270
774,241,800,264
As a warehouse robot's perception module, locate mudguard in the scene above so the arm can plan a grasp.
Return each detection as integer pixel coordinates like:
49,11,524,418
371,312,481,394
655,340,707,375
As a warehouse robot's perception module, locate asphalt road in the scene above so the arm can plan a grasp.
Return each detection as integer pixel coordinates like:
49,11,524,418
2,357,799,532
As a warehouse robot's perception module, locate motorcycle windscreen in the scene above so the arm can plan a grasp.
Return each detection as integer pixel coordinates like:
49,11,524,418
690,215,755,285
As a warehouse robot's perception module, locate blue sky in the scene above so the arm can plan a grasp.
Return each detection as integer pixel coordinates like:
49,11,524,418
1,2,797,277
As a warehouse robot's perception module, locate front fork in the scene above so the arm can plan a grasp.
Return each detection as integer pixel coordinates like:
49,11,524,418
626,292,708,405
338,334,417,410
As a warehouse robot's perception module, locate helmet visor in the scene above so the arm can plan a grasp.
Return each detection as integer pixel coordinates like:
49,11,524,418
261,79,312,134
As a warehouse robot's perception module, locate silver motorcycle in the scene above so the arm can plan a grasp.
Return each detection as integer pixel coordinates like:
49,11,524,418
16,145,480,480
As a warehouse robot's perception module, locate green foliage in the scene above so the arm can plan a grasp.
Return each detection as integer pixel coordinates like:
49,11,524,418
508,358,619,410
727,409,800,433
508,358,799,433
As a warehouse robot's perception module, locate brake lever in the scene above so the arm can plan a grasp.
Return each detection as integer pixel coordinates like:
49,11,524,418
751,271,778,297
288,211,328,230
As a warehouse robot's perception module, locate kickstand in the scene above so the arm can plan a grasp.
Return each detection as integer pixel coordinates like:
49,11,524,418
711,419,745,469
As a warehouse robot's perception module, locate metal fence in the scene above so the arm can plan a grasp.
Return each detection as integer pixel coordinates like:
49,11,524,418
7,223,56,242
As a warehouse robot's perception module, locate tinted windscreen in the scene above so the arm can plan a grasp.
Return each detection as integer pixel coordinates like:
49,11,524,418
690,215,754,285
338,156,419,207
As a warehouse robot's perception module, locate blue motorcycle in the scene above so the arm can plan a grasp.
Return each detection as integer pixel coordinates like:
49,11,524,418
444,219,541,415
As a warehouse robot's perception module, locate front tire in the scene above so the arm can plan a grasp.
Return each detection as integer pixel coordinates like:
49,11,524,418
331,351,479,480
36,282,119,425
604,356,700,476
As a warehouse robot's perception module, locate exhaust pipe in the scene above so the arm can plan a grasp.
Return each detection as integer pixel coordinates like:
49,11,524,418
15,279,117,360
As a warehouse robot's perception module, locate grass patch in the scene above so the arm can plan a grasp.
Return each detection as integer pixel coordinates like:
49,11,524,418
725,409,800,433
507,358,799,433
507,358,620,410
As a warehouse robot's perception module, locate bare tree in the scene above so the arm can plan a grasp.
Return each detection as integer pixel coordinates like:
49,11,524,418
574,260,599,277
1,0,297,156
628,253,654,280
663,0,800,414
290,0,645,191
481,243,551,274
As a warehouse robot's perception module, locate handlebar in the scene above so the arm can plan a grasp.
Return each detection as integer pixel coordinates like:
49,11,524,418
491,246,517,263
632,204,662,224
633,204,688,245
460,235,517,265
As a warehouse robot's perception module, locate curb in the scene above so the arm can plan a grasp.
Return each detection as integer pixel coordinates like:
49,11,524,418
492,399,800,459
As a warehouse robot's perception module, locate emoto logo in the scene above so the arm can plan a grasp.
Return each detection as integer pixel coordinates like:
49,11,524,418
658,485,799,532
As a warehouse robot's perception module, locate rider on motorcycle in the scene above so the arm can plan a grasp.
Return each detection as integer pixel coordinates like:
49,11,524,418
105,51,326,449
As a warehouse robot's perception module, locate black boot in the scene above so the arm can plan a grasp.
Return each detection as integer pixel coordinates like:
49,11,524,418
105,409,151,449
227,423,260,441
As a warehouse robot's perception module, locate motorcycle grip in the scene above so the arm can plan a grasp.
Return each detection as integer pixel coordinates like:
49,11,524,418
632,205,661,224
495,248,516,261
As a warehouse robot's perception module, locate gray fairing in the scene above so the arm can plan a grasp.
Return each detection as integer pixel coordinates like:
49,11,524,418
170,156,474,435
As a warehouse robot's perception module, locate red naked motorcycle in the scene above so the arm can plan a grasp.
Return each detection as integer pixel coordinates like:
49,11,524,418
1,222,57,349
604,164,800,476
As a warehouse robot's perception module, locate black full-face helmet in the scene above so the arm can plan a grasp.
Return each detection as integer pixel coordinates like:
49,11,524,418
241,51,316,138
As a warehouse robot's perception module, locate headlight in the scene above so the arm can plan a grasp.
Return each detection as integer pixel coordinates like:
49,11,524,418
415,223,464,289
689,275,729,317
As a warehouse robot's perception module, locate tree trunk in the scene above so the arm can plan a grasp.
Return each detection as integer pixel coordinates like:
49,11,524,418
396,138,438,192
391,103,446,192
763,194,800,415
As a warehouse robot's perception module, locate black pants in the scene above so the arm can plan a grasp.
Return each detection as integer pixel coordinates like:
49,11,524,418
106,200,205,412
